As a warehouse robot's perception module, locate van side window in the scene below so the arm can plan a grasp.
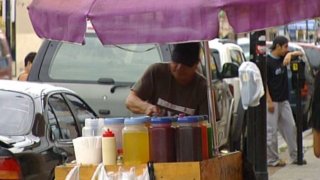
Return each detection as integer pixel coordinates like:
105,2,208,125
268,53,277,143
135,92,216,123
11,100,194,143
48,36,161,83
230,50,244,65
48,94,79,140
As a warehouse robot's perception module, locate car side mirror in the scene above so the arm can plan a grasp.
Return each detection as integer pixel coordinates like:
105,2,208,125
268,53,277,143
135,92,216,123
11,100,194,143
221,62,239,78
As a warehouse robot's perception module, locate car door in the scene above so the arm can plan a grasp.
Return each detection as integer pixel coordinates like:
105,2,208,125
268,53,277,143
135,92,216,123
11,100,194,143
45,92,96,173
199,49,234,148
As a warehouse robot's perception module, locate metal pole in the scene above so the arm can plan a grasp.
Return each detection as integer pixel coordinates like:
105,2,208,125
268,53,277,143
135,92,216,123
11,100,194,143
296,61,304,165
203,41,220,156
306,20,309,42
5,0,10,48
249,31,268,180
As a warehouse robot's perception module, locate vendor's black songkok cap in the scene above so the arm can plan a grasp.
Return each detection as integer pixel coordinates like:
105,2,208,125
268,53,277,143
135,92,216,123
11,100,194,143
171,42,200,67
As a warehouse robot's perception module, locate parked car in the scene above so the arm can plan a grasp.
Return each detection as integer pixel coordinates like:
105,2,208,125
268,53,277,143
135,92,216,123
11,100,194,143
0,31,13,80
0,80,97,179
237,38,314,130
28,34,240,149
294,42,320,71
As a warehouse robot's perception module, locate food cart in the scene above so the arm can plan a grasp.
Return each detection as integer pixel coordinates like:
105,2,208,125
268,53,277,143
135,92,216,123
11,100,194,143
27,0,320,179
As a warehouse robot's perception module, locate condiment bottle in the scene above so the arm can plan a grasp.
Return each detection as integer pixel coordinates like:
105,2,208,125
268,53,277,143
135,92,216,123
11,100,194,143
102,129,117,165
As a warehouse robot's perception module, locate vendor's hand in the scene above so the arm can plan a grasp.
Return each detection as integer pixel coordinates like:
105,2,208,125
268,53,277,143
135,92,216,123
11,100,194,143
267,101,274,113
145,104,161,116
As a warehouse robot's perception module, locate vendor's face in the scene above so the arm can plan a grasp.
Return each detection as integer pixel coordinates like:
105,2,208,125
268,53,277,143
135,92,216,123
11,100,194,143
170,61,198,85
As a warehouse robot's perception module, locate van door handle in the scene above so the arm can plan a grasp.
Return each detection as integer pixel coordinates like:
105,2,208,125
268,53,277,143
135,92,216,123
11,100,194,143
99,109,110,115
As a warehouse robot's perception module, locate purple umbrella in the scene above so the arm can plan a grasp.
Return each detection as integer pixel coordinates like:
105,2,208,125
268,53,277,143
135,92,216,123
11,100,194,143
28,0,320,45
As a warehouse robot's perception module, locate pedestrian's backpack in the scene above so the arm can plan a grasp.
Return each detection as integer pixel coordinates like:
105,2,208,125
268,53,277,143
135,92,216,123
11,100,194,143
239,61,264,110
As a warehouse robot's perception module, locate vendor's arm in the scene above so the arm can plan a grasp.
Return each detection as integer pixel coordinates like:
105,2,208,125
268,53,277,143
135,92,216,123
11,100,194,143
126,90,160,116
283,51,303,66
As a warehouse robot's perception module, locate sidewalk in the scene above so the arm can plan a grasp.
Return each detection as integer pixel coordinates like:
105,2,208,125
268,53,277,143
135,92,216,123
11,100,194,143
269,129,320,180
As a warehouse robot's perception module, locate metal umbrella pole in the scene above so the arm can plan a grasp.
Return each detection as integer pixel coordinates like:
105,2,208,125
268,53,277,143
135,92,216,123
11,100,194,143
203,41,220,156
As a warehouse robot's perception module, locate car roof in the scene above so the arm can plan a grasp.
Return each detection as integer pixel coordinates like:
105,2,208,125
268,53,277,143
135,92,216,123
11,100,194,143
293,42,320,48
0,80,74,97
238,38,305,50
209,38,243,51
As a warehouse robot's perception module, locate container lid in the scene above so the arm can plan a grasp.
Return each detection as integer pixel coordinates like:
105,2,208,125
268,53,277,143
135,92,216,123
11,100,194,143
104,117,125,125
177,116,199,123
171,117,178,122
103,129,115,137
151,117,172,124
124,116,150,125
85,118,99,127
195,115,205,121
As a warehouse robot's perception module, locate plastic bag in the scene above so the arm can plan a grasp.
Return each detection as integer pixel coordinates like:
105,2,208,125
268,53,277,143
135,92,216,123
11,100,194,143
90,163,149,180
91,163,114,180
118,167,149,180
65,165,80,180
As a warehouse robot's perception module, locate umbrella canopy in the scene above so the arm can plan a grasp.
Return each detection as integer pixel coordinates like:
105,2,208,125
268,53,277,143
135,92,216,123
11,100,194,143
28,0,320,45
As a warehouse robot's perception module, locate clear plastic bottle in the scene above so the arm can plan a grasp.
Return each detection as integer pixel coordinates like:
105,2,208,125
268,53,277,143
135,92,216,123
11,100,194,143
82,118,99,137
122,116,149,165
104,117,124,153
102,129,117,165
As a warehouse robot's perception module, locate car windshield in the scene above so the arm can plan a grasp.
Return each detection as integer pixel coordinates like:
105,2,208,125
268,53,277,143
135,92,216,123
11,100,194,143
48,35,162,83
0,90,34,136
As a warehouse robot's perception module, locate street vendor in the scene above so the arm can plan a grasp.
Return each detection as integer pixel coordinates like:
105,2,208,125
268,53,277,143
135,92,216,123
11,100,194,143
125,42,208,116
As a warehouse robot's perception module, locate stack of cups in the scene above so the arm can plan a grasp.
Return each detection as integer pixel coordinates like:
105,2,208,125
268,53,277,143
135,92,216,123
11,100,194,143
73,136,102,164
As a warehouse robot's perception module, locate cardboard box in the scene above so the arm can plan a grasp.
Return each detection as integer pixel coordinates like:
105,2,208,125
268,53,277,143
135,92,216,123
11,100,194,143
55,151,243,180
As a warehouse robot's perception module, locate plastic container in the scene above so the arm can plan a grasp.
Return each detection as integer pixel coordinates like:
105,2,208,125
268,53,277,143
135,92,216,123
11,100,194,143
198,115,209,160
149,117,176,162
207,123,214,158
82,118,100,137
98,118,105,135
176,116,202,162
102,129,117,165
203,115,214,158
104,117,124,152
122,116,150,165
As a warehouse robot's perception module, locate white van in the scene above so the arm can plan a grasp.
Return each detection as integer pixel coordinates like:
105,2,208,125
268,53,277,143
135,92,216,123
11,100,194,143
209,39,247,149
